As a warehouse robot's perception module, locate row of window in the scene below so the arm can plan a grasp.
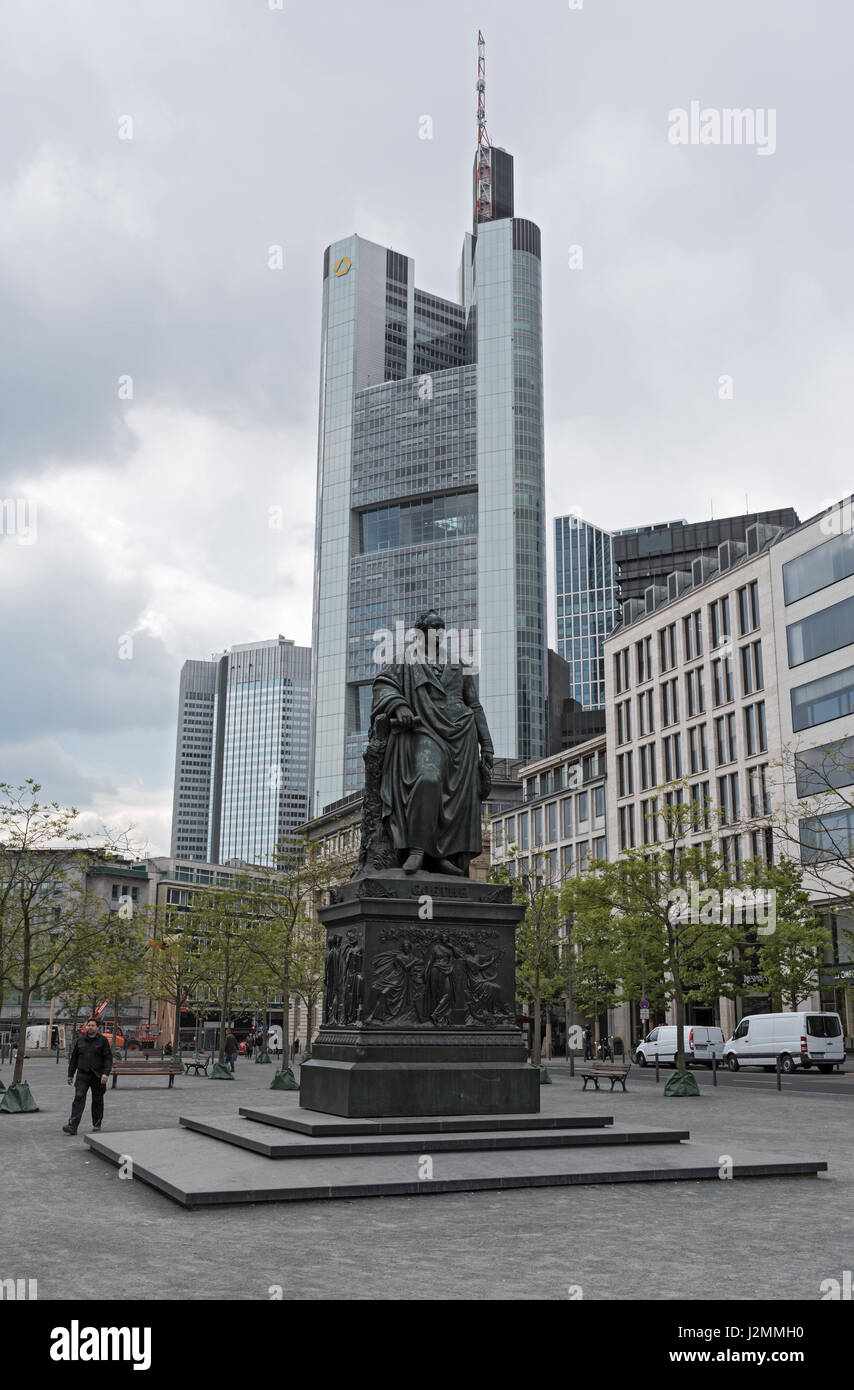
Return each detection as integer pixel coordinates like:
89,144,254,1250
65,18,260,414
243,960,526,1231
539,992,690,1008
614,582,762,691
493,786,607,851
620,704,768,794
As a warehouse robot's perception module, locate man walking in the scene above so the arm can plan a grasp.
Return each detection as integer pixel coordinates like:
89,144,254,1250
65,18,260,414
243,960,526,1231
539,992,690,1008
63,1018,113,1135
224,1031,239,1072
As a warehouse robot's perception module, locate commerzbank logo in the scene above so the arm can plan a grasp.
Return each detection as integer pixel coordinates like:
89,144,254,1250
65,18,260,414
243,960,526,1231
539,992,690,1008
333,256,351,276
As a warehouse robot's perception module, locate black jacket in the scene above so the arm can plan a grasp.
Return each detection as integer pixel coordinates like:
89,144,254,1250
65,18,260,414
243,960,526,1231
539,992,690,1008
68,1034,113,1079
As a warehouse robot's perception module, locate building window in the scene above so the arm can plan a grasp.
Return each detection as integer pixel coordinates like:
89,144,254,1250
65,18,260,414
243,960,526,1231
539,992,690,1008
794,737,854,798
711,655,734,706
747,764,771,818
561,797,573,836
616,699,632,745
659,623,677,673
791,664,854,732
737,580,761,635
683,609,703,661
617,752,634,799
547,802,558,843
592,835,607,860
577,791,589,824
594,785,605,819
787,594,854,667
685,666,705,718
519,814,529,850
715,712,737,765
690,781,711,832
562,844,574,875
662,733,682,781
618,805,636,851
709,595,731,650
639,741,657,791
577,842,590,872
741,640,764,696
614,648,631,694
718,772,740,826
800,809,854,863
641,796,659,844
783,531,854,605
637,688,655,737
635,635,653,684
744,701,768,757
534,807,544,847
661,677,679,727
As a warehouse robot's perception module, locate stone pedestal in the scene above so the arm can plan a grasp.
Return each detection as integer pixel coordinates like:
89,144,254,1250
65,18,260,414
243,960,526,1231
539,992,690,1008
300,873,539,1119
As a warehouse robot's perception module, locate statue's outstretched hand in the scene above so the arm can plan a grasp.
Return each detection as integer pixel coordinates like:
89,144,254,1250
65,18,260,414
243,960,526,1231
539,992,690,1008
395,707,415,731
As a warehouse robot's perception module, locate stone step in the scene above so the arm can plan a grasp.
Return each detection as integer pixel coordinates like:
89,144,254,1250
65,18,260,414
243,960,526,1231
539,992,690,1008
84,1127,827,1208
181,1114,690,1159
238,1104,613,1137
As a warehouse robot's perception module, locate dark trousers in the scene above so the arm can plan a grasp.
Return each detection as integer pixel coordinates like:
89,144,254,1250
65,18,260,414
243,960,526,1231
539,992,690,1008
68,1072,105,1131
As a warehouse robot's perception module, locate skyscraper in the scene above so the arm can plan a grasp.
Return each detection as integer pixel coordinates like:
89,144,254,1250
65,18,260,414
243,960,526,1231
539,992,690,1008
310,35,547,813
554,517,620,710
170,636,311,866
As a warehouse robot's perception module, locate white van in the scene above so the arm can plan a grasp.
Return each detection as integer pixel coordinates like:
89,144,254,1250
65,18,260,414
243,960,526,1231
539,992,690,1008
724,1011,845,1074
635,1024,725,1067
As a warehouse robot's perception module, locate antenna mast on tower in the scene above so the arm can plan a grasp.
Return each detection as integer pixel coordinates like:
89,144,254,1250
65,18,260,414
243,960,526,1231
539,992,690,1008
476,29,492,222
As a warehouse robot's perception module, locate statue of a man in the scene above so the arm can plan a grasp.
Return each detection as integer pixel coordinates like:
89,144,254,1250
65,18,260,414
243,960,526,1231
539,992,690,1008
370,610,494,876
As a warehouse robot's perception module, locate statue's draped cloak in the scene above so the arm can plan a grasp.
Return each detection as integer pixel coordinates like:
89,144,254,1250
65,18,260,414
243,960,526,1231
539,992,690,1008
371,661,491,859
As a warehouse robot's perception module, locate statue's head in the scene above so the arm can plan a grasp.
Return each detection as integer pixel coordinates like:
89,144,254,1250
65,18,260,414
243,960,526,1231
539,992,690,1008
414,609,445,635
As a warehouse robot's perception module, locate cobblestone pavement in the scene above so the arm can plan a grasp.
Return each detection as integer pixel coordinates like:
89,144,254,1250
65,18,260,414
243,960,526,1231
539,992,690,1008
1,1056,849,1301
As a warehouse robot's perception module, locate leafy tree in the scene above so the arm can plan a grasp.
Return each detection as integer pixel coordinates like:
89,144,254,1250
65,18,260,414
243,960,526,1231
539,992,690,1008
0,782,94,1087
562,794,746,1073
749,858,832,1010
234,838,351,1063
145,911,208,1054
491,856,565,1066
190,888,265,1065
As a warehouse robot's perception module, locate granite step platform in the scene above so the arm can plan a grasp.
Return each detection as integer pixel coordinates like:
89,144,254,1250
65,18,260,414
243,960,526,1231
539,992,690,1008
84,1127,827,1208
238,1105,614,1137
180,1114,690,1159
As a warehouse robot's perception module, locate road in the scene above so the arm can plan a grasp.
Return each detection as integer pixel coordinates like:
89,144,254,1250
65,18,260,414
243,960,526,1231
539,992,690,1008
544,1060,854,1098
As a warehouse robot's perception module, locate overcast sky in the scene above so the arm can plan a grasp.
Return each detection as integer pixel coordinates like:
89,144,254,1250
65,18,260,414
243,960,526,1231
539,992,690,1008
1,0,851,854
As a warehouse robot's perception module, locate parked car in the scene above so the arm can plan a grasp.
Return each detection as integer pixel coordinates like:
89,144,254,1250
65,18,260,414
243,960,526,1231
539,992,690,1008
723,1011,845,1074
635,1025,725,1067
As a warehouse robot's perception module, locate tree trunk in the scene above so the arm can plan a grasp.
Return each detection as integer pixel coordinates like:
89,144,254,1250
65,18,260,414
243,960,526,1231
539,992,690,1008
12,921,31,1085
532,994,542,1067
281,981,290,1061
544,1011,552,1060
13,984,30,1085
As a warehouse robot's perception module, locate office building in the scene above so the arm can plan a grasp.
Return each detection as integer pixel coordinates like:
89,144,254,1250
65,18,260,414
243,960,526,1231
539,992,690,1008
310,36,547,813
170,636,311,867
603,496,854,1036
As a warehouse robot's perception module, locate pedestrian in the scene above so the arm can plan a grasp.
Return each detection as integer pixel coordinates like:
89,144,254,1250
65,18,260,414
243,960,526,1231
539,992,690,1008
224,1031,238,1072
292,1036,300,1060
63,1018,113,1135
245,1034,253,1060
583,1024,594,1061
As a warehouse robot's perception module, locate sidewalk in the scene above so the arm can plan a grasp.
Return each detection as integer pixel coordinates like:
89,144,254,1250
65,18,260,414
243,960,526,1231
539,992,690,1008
1,1055,848,1301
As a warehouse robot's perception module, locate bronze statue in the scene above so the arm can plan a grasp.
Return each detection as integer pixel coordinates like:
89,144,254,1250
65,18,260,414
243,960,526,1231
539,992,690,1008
363,610,494,877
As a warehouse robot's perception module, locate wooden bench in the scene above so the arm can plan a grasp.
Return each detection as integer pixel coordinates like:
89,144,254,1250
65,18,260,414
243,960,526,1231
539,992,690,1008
579,1061,632,1092
110,1059,184,1089
183,1055,211,1077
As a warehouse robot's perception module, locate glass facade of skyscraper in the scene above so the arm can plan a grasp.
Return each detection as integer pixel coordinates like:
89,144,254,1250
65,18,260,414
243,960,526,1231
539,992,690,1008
311,148,547,813
170,638,310,867
554,517,620,710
